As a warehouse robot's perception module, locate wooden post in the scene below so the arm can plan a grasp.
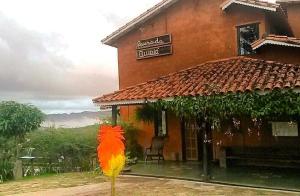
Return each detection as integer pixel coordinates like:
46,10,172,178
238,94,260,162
180,117,186,161
219,147,227,168
112,105,117,126
203,122,210,182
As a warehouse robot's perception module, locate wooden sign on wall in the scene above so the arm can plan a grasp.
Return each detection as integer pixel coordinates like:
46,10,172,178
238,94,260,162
136,34,172,60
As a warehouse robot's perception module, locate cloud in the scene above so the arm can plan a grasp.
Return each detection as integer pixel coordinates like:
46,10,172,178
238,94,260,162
0,0,162,113
0,12,117,103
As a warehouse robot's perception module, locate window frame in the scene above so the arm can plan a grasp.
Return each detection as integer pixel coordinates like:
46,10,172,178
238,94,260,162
154,110,168,137
271,121,299,137
236,22,260,56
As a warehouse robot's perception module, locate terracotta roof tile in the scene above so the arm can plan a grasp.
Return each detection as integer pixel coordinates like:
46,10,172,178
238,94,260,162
93,57,300,104
252,34,300,50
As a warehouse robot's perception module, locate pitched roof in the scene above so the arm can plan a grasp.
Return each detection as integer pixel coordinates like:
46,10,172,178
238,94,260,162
252,34,300,50
102,0,178,46
93,57,300,105
102,0,282,47
221,0,280,12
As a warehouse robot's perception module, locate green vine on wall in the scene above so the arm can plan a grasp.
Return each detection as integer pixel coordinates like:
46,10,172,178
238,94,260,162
152,90,300,128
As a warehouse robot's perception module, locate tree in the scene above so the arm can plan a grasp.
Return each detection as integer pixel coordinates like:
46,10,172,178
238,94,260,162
0,101,44,139
0,101,44,179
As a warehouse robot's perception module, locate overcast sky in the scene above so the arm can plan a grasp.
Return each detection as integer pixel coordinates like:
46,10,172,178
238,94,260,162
0,0,275,114
0,0,161,114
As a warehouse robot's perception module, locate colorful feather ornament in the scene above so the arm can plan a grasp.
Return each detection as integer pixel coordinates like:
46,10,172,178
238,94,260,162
97,125,125,196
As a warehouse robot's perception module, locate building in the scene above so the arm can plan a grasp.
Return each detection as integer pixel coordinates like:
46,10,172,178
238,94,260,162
93,0,300,169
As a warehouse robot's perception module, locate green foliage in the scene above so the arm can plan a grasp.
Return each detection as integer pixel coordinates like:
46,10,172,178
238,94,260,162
155,90,300,125
135,104,157,123
0,158,13,183
120,122,143,159
0,137,14,182
0,101,44,139
24,125,99,172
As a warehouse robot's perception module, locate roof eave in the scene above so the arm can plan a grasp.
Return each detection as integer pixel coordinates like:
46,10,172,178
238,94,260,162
252,39,300,50
101,0,179,47
221,0,278,12
94,97,174,106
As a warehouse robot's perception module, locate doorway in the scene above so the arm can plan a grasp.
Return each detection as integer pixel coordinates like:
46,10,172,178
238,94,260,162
185,121,201,161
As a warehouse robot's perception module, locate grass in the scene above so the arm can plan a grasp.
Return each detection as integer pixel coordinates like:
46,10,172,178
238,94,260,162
0,172,106,195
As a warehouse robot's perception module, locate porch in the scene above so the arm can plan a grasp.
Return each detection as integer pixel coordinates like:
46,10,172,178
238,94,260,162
93,57,300,191
128,161,300,192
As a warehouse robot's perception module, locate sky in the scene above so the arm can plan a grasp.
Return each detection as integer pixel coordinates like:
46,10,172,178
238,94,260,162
0,0,276,114
0,0,161,114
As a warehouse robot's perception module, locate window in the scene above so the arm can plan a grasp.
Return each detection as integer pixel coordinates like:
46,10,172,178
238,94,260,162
237,23,259,55
155,110,168,137
272,122,298,137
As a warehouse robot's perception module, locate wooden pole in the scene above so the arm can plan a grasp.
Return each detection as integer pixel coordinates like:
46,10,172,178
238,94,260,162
180,117,186,161
111,176,116,196
203,122,210,182
112,105,117,126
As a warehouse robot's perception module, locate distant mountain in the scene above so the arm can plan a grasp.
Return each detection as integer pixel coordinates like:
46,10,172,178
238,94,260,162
42,111,111,128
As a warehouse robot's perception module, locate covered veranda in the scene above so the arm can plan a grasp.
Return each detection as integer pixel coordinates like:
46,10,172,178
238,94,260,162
93,57,300,191
128,161,300,192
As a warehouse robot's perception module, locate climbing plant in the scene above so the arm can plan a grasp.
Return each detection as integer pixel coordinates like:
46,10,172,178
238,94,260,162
135,104,157,124
152,90,300,128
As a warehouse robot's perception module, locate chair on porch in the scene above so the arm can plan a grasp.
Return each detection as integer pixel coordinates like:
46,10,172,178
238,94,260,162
144,137,165,164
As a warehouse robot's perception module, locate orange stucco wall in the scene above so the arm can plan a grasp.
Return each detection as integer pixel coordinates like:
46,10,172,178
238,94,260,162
117,0,266,160
286,5,300,38
117,0,266,89
114,0,299,161
254,46,300,64
120,106,182,160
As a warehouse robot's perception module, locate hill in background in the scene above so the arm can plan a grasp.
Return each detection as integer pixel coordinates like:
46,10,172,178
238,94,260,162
42,111,111,128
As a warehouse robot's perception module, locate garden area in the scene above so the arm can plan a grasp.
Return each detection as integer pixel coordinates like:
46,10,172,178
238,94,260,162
0,101,142,184
1,101,300,195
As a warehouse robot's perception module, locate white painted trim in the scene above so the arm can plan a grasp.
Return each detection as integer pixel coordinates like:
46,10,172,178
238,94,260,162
102,0,179,46
95,97,175,106
95,99,148,106
252,40,300,50
221,0,278,12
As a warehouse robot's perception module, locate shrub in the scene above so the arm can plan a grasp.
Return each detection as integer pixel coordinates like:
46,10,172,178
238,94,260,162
119,122,143,159
0,137,14,182
23,125,98,173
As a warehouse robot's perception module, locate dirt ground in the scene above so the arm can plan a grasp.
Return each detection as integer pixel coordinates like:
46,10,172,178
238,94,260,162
1,174,299,196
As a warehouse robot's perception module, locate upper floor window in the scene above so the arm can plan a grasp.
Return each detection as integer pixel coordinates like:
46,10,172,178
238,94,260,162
237,23,259,55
